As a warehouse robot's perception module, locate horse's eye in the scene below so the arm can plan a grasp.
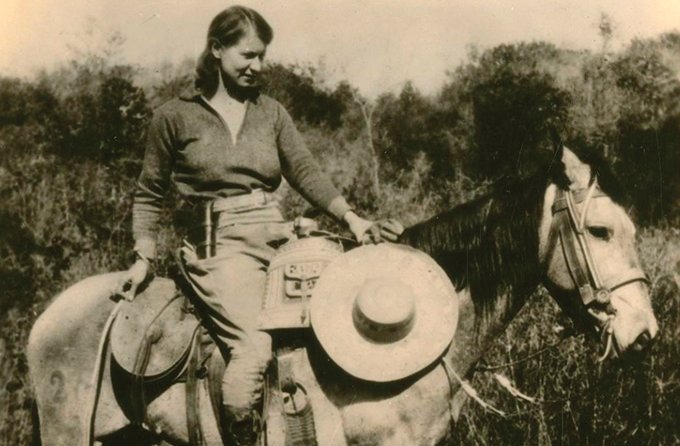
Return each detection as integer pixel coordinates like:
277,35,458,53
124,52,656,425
587,226,611,240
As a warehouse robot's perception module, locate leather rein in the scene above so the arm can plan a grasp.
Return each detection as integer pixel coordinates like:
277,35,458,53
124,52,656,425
551,179,649,359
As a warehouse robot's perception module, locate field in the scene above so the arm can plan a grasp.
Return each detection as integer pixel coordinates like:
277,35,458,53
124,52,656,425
1,28,680,445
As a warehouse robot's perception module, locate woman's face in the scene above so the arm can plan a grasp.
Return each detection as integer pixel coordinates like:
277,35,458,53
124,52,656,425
212,26,267,90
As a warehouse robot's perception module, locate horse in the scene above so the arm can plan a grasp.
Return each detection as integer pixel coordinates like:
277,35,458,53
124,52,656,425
27,142,658,445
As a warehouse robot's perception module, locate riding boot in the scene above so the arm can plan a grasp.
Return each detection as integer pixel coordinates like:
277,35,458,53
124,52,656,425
221,331,271,445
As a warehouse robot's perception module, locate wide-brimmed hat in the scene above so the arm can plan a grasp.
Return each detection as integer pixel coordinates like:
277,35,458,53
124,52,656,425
310,244,458,382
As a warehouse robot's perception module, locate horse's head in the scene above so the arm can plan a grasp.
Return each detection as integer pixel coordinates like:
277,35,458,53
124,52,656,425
539,143,658,361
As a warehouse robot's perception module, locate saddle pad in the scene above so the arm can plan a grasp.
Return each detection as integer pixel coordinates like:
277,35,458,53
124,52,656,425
111,277,200,380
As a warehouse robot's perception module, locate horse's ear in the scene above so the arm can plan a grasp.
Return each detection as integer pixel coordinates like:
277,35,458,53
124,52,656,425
549,126,563,156
547,127,591,191
561,146,592,192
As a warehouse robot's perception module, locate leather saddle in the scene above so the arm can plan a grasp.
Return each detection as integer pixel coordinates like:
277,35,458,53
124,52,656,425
110,277,200,382
109,277,205,424
109,279,320,446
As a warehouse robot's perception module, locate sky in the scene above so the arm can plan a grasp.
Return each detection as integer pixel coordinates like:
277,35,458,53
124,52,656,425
1,0,678,96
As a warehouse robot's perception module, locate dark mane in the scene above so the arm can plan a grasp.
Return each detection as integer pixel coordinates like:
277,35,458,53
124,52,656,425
398,137,626,322
398,173,549,321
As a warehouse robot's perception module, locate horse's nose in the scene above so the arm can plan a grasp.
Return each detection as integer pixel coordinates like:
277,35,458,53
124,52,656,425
630,330,653,353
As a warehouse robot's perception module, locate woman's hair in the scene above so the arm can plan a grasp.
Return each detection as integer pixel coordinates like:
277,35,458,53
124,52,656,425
195,6,273,96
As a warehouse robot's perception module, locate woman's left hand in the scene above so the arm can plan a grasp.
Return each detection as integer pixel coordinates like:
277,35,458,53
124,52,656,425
344,211,382,244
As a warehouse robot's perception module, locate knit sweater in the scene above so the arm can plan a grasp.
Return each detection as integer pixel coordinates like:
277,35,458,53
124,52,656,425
132,91,351,258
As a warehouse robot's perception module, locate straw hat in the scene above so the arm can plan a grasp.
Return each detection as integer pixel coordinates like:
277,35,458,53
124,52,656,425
310,244,458,382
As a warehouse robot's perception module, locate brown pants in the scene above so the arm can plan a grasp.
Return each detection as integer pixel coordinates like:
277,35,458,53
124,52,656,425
180,201,293,414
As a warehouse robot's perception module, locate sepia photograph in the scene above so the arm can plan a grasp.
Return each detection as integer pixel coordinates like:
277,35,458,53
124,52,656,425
1,1,679,445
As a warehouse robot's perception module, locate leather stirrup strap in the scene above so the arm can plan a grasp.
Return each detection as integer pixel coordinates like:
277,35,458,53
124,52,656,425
207,353,227,443
175,248,229,444
186,327,204,446
130,336,152,423
278,350,318,446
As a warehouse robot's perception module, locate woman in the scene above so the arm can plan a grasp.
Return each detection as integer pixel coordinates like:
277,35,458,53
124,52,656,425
117,6,388,445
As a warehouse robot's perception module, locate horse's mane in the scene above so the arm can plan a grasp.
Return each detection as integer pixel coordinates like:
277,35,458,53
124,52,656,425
398,149,625,322
399,174,547,321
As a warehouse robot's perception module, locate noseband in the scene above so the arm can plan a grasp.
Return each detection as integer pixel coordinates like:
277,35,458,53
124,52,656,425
551,180,649,341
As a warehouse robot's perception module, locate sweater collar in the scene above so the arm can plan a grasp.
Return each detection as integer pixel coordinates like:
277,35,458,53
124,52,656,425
179,86,261,105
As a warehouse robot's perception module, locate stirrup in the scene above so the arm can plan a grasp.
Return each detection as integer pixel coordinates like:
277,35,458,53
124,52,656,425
224,409,264,446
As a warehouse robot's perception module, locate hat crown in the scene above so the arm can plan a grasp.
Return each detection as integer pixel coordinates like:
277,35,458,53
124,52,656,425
352,278,416,343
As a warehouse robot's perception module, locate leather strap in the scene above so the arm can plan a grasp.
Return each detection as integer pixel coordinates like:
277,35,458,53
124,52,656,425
556,210,597,305
207,352,228,444
278,352,297,394
130,335,151,423
186,328,204,446
82,301,124,446
277,350,318,446
129,295,179,424
176,248,228,444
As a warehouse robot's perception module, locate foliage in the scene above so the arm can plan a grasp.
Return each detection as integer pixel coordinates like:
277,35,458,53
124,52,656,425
262,62,349,129
375,82,459,180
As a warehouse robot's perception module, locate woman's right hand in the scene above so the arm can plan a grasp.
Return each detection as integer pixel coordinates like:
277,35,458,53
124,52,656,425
116,259,150,302
344,211,380,244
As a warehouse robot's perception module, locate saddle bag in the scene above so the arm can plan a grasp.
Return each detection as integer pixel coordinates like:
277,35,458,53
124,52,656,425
259,233,345,330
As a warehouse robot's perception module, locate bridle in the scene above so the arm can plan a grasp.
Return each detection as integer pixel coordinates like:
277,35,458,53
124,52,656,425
551,179,649,358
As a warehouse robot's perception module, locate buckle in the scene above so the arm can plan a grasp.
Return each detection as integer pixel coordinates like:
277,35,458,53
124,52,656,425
594,288,611,305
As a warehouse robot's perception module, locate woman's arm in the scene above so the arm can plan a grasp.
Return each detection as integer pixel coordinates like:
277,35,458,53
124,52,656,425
274,102,385,242
118,109,175,300
274,102,352,221
275,103,404,244
132,110,176,260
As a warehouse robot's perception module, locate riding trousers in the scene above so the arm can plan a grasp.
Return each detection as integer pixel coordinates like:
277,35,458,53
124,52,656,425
179,197,294,416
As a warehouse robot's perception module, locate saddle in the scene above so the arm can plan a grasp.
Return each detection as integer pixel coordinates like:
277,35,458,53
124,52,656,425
110,278,200,381
109,232,346,445
109,278,202,423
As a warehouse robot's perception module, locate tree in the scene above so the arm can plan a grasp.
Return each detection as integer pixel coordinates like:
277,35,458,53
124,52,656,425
375,82,456,180
262,62,347,129
440,43,571,180
470,64,570,178
611,37,680,222
352,93,380,194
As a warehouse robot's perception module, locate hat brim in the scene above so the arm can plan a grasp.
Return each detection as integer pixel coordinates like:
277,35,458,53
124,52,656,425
310,244,458,382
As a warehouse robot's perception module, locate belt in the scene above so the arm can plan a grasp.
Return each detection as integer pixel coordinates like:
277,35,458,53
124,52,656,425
187,190,278,259
211,190,276,213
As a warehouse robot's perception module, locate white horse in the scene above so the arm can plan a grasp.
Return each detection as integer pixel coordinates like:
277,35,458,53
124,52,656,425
28,144,658,445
